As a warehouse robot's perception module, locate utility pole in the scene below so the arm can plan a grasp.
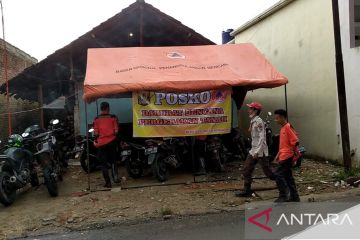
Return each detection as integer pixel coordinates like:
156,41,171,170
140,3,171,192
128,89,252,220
331,0,352,170
0,0,11,135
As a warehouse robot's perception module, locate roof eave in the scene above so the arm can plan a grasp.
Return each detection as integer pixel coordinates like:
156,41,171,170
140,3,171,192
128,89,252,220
231,0,295,37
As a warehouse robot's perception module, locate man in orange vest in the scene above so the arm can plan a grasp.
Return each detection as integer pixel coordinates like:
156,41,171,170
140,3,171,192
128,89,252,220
93,102,120,188
272,109,300,202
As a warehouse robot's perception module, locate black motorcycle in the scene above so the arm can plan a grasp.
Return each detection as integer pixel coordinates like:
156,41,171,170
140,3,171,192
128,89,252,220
121,138,160,179
0,140,39,206
121,139,147,179
265,112,306,167
22,123,61,197
74,127,130,173
48,119,74,169
265,112,278,160
206,135,227,172
73,129,101,173
152,138,190,182
222,129,251,162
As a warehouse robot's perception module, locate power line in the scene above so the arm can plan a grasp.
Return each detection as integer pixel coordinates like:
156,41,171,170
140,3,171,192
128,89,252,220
0,90,81,116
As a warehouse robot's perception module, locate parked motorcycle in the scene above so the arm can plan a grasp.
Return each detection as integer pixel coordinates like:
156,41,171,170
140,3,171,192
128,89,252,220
222,129,251,161
48,119,74,169
151,138,190,182
0,135,39,206
75,128,130,173
265,112,278,160
265,112,306,166
121,138,159,179
21,121,62,197
121,140,147,179
73,129,101,173
206,135,227,172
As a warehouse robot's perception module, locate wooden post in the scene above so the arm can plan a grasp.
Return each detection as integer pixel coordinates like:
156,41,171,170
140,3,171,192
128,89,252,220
332,0,352,170
38,84,44,129
69,50,81,137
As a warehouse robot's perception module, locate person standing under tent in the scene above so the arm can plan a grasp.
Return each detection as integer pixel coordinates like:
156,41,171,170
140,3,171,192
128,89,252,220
93,102,120,188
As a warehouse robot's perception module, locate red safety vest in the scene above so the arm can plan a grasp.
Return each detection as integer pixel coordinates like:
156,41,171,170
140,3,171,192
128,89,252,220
93,114,119,148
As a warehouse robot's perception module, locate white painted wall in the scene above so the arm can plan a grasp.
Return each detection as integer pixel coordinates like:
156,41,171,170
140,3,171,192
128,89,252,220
234,0,342,162
339,0,360,166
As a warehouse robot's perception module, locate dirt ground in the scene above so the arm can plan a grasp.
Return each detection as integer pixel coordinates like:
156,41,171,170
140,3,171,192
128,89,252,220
0,159,352,239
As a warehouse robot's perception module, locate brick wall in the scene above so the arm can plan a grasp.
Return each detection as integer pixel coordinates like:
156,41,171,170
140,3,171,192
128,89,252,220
0,39,38,142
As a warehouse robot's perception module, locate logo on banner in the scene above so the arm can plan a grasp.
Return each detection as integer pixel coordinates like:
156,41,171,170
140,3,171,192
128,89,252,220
213,90,227,103
138,91,151,106
167,52,185,59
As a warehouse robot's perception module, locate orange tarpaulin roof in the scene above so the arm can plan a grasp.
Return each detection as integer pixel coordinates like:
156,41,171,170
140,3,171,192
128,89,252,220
84,44,287,102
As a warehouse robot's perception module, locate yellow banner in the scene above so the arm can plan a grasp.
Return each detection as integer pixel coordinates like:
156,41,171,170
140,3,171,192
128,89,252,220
133,89,232,137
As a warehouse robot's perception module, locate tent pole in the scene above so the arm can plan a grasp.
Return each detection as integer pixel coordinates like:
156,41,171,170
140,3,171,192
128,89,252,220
191,136,196,183
85,101,91,191
284,85,288,121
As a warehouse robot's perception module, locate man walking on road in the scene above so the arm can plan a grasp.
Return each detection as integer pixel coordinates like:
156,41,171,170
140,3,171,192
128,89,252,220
272,109,300,202
235,102,275,197
93,102,120,188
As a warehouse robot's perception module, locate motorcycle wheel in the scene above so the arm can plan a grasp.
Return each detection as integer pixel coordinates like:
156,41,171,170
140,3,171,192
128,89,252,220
30,171,40,187
54,155,64,182
212,150,225,172
152,152,168,182
80,151,97,173
43,167,58,197
125,157,143,179
236,143,247,161
0,172,16,206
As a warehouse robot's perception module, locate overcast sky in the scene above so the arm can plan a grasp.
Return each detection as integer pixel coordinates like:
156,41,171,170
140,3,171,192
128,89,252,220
2,0,278,61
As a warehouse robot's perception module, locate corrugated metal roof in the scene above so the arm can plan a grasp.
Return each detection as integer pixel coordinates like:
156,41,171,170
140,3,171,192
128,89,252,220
0,0,214,104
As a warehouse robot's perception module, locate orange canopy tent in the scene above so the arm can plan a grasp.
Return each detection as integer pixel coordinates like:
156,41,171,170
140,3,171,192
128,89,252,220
82,43,288,188
83,43,287,102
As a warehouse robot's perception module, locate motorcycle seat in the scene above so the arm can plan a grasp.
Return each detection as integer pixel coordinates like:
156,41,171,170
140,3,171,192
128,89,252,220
145,139,161,145
128,143,144,150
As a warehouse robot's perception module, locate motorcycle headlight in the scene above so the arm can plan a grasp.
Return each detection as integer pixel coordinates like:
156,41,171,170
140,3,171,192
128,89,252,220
145,147,158,155
22,132,30,138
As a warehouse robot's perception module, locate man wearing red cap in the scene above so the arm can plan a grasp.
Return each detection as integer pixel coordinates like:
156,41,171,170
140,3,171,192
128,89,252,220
235,102,275,197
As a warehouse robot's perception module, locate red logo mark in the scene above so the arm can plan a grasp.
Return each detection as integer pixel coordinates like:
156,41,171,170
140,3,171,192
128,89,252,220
248,208,273,232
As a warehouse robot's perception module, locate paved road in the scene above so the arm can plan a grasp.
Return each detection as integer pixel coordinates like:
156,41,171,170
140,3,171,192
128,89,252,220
23,196,360,240
26,211,245,240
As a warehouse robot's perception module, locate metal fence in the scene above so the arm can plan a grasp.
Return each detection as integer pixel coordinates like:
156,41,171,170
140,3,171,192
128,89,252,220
0,95,41,142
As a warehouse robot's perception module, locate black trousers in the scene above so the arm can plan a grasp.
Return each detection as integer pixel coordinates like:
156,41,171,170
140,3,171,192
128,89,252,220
97,141,118,184
274,158,299,198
